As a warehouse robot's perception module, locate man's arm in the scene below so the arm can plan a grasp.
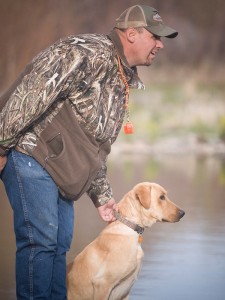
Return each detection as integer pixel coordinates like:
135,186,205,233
86,158,118,222
86,161,113,207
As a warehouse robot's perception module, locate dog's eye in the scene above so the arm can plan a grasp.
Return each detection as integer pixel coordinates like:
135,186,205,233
160,195,165,200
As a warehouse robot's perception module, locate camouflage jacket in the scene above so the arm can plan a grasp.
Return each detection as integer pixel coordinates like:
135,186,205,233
0,30,144,206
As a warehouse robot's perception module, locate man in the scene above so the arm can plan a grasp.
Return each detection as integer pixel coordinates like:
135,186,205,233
0,5,177,300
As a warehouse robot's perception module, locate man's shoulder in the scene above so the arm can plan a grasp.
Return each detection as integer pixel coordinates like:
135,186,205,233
58,33,113,51
31,33,114,68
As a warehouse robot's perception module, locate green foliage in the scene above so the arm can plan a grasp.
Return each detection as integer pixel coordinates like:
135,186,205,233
190,120,213,143
219,161,225,185
218,116,225,142
122,83,225,146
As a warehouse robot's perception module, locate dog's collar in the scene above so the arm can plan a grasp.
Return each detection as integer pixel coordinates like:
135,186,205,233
113,210,144,235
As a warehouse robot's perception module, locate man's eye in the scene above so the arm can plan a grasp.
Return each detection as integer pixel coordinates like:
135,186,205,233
153,34,161,40
160,195,165,200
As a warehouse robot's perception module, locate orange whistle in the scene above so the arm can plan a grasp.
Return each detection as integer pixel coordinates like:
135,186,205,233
124,122,134,134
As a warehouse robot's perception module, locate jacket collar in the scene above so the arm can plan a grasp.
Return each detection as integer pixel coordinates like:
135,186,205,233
108,29,144,90
108,29,130,67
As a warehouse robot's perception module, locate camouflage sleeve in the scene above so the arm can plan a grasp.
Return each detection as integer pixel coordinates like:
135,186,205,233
86,159,113,207
0,43,83,153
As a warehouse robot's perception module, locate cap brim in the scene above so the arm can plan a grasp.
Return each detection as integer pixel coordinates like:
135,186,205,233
146,24,178,38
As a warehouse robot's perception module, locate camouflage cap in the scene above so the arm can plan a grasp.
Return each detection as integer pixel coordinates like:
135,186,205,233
115,5,178,38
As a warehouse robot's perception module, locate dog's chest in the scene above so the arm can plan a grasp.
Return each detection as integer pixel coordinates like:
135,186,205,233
108,242,144,300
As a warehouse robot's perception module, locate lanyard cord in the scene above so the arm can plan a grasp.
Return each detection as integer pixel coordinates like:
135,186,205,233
117,54,130,121
117,54,134,134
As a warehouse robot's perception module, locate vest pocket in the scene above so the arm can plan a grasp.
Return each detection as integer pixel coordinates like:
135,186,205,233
46,132,64,158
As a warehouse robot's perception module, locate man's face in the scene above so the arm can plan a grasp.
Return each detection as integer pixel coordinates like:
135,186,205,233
133,28,164,66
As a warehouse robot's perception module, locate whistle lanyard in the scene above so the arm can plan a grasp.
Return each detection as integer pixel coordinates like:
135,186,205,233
117,54,134,134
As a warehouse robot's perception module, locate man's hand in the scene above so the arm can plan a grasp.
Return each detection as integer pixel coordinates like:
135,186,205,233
0,156,7,174
97,198,117,222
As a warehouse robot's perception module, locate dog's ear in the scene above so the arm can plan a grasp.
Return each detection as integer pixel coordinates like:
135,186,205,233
135,184,151,209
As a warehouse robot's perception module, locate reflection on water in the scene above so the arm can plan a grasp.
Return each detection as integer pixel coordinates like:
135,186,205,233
1,154,225,300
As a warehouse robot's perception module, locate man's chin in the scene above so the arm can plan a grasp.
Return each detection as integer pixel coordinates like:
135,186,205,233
144,61,152,67
137,59,152,67
145,57,154,66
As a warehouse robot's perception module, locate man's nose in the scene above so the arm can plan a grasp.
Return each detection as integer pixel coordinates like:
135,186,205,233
156,40,164,49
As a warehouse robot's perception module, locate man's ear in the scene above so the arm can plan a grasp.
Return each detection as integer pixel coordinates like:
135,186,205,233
135,184,151,209
126,27,137,43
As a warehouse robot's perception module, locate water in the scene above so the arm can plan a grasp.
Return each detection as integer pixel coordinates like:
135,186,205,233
0,154,225,300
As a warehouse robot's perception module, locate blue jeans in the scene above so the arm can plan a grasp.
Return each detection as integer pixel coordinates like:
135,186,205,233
2,150,74,300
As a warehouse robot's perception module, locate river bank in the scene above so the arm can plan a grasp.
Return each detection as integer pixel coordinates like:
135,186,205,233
111,135,225,157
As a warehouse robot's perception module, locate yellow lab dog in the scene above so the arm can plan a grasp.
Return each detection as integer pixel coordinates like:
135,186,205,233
67,182,185,300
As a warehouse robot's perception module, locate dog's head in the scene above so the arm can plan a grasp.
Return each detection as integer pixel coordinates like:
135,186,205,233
119,182,185,228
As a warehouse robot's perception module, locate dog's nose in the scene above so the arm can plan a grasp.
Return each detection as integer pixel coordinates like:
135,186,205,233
179,210,185,219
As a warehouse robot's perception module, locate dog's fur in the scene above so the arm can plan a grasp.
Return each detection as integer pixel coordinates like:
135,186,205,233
67,182,185,300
